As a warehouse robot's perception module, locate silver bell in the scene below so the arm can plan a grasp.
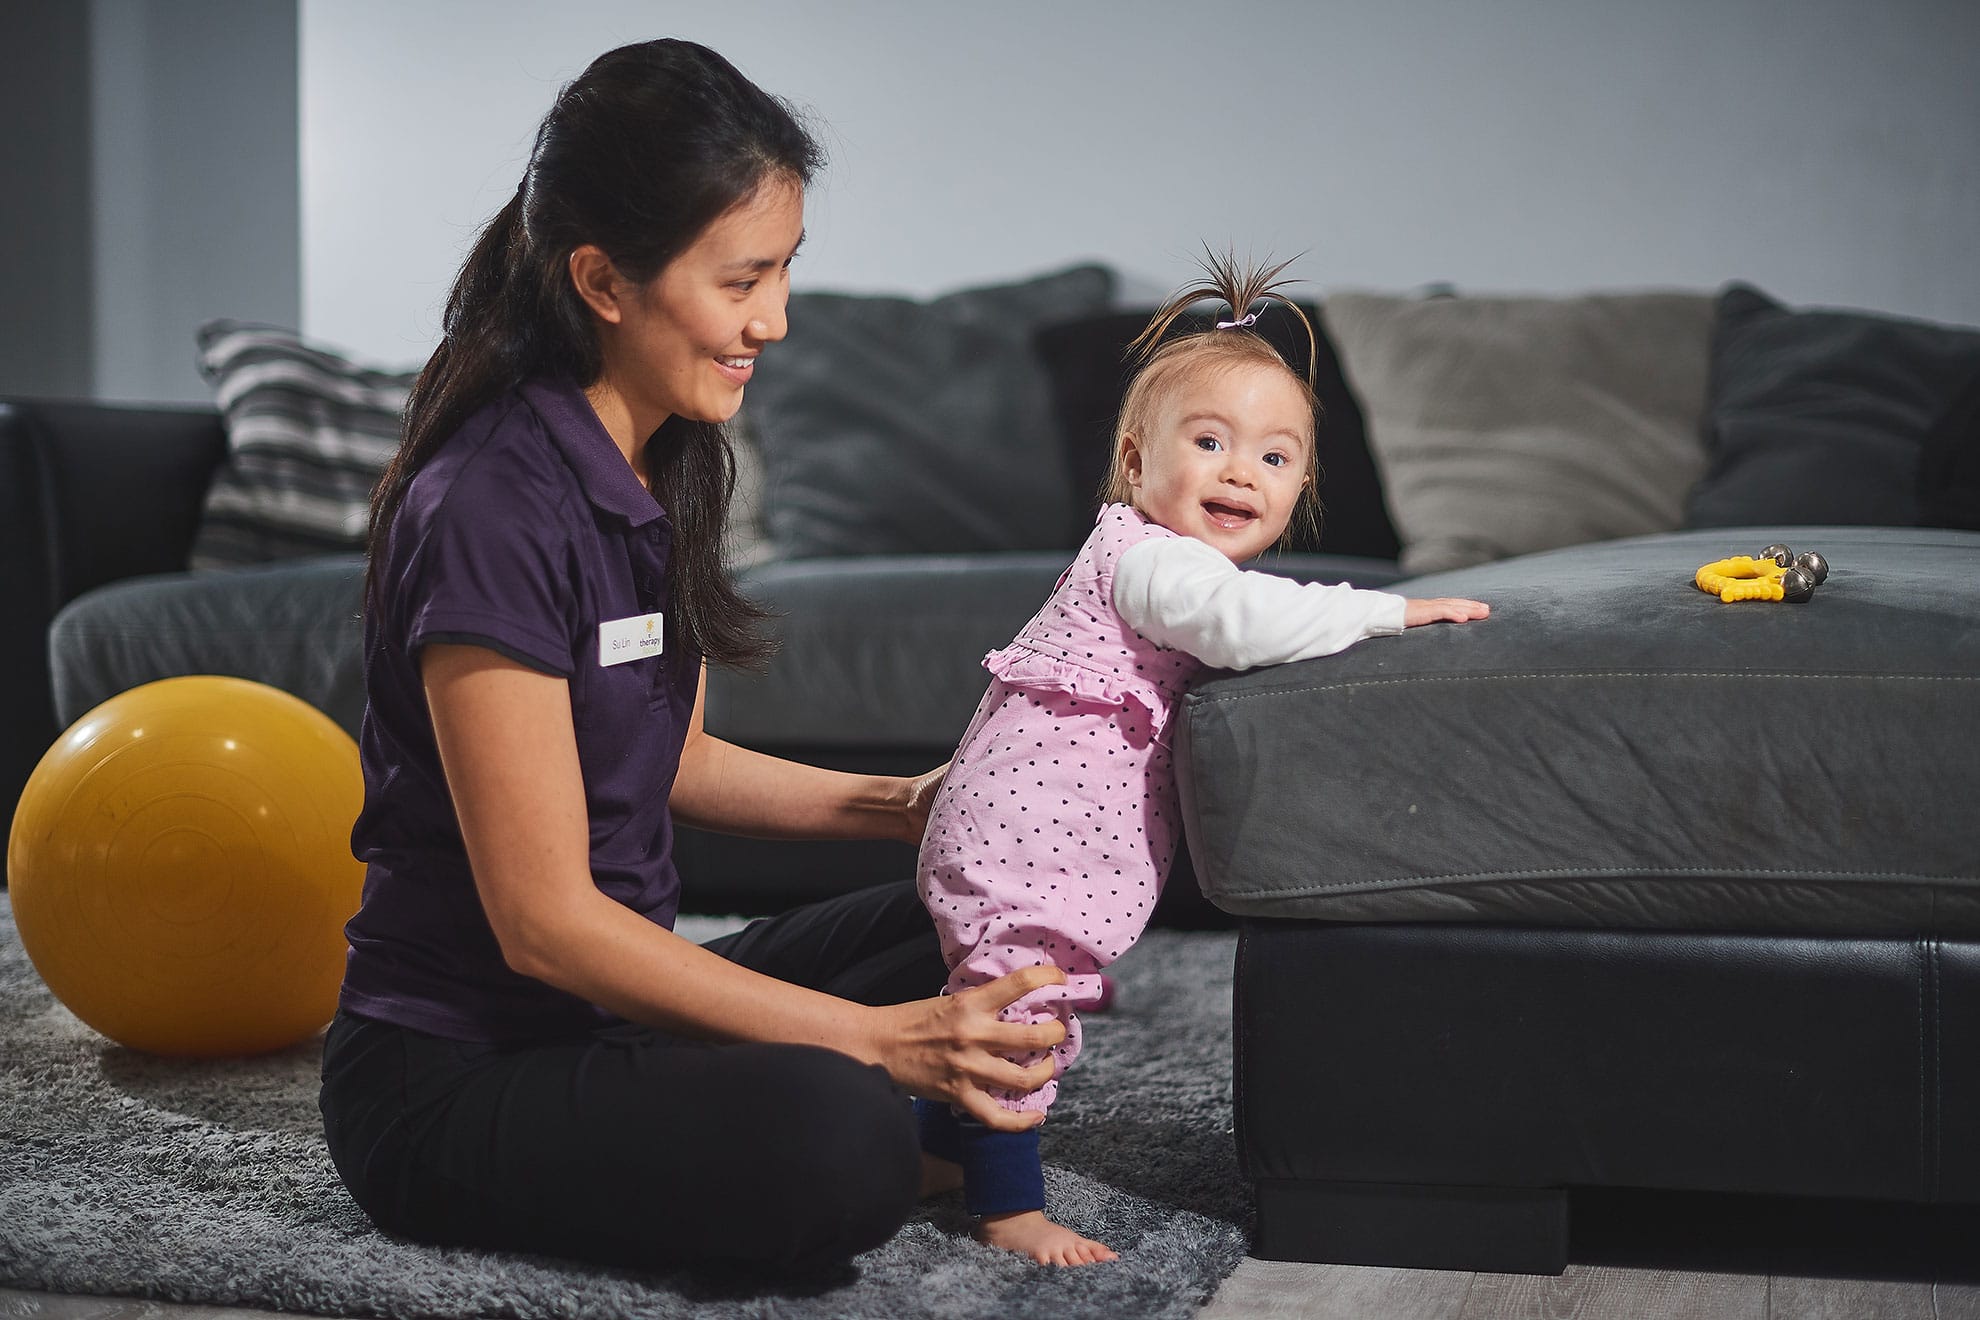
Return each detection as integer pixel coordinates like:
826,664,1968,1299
1793,550,1829,586
1759,543,1795,568
1780,566,1817,602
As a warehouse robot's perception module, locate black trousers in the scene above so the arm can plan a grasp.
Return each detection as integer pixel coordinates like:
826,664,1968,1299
318,880,947,1276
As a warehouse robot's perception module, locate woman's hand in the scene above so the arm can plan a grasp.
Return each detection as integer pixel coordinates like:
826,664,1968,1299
1404,596,1491,627
864,964,1068,1132
891,761,949,846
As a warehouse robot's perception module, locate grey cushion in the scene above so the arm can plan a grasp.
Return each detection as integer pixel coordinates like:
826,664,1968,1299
49,557,367,737
1177,526,1980,936
706,554,1070,750
1322,290,1714,576
740,264,1116,559
706,551,1407,753
44,545,1403,769
1685,284,1980,530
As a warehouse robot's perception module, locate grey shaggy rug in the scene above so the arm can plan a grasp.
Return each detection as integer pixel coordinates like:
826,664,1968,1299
0,907,1249,1319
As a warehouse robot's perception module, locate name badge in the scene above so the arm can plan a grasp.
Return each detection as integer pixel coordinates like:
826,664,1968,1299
598,611,664,667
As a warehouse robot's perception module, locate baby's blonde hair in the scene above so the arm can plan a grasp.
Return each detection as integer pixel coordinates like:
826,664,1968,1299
1098,251,1324,551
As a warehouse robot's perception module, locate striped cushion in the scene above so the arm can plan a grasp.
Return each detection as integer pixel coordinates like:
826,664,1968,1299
192,321,416,569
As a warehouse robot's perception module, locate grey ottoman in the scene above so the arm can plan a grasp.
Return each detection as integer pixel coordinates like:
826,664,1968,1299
1176,526,1980,1272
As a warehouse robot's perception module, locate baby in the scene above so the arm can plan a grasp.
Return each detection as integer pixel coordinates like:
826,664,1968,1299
915,253,1490,1265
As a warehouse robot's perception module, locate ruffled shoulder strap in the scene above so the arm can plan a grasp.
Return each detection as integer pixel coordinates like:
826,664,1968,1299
979,504,1198,741
983,645,1176,739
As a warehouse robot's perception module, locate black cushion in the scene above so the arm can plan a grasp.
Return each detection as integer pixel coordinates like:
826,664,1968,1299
1033,303,1401,560
1920,365,1980,531
1685,283,1980,529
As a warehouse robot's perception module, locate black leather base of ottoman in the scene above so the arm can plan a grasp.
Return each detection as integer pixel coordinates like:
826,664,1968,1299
1235,922,1980,1273
1251,1178,1568,1275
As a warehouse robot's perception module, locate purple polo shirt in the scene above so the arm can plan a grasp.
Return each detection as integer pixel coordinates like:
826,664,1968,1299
341,377,700,1041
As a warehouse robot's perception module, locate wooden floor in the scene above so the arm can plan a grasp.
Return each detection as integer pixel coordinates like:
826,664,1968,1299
8,1266,1979,1320
1198,1190,1980,1318
1200,1260,1980,1319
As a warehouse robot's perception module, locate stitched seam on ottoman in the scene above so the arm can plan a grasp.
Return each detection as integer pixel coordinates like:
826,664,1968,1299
1214,867,1978,900
1931,940,1943,1200
1919,941,1929,1198
1191,671,1980,707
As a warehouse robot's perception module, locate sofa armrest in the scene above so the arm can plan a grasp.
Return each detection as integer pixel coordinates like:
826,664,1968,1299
2,398,227,834
8,398,228,600
0,405,60,824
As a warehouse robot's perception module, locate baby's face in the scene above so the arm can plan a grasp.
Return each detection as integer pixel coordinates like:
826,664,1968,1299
1122,361,1311,562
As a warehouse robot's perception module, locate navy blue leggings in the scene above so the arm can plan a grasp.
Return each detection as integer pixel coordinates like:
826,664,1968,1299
318,881,946,1276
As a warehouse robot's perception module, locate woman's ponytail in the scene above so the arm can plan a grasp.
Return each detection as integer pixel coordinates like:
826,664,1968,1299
368,189,532,588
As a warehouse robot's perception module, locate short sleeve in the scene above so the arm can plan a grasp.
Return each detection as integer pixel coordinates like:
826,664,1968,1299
398,467,582,678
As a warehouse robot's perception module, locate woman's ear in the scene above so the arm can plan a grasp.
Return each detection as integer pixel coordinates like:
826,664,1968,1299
568,245,625,325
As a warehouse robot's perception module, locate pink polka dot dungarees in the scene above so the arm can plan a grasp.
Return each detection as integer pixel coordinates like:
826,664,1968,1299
917,504,1203,1114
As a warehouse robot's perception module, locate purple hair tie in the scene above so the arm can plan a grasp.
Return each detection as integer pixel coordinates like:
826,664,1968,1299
1215,309,1260,330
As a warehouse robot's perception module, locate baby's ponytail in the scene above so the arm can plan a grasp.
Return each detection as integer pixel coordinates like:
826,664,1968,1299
1127,248,1317,387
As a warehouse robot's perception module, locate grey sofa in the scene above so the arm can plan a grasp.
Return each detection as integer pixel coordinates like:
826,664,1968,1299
6,263,1403,917
9,271,1980,1272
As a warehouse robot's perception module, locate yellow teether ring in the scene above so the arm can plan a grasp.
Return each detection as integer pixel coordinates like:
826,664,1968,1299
1694,546,1826,603
1695,556,1786,602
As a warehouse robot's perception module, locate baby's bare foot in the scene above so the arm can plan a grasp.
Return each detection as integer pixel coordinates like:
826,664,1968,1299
920,1152,964,1198
976,1209,1118,1266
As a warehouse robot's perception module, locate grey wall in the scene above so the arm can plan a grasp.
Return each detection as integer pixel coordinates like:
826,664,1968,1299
7,1,1976,399
90,0,301,403
300,0,1980,367
0,0,299,404
0,5,97,398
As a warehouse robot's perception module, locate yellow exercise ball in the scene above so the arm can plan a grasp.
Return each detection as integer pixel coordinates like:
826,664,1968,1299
7,676,364,1057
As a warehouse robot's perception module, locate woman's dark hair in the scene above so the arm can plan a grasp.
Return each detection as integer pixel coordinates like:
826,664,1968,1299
368,38,820,669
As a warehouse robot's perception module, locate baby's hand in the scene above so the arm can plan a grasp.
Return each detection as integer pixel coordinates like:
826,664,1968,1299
1403,596,1490,627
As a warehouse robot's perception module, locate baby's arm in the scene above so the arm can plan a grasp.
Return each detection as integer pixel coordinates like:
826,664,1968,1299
1113,537,1479,670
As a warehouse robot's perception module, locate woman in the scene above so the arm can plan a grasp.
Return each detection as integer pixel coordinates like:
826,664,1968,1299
318,38,1064,1276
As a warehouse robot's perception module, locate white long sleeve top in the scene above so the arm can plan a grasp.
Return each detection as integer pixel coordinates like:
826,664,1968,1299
1110,534,1408,672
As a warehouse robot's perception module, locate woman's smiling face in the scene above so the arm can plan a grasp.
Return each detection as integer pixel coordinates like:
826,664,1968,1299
612,174,807,428
1121,359,1313,562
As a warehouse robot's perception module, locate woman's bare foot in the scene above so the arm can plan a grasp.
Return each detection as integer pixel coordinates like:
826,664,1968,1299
976,1209,1118,1266
920,1152,964,1198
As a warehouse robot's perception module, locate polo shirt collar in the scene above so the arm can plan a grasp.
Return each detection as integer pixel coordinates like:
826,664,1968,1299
520,377,668,529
